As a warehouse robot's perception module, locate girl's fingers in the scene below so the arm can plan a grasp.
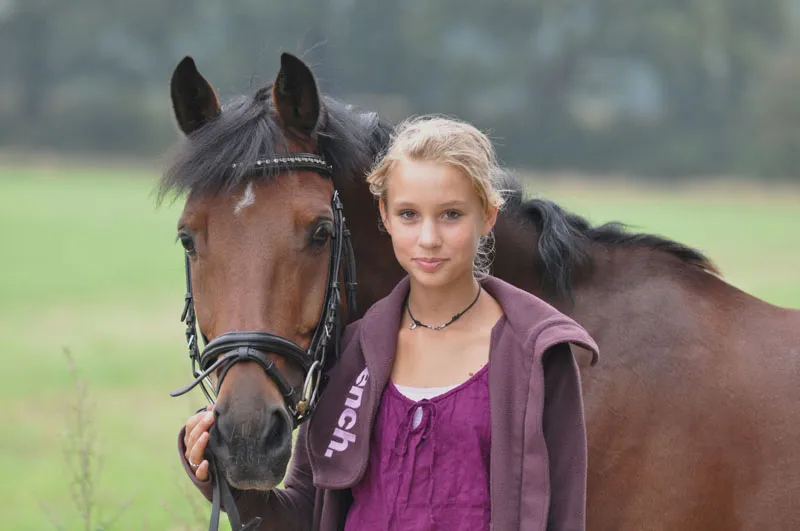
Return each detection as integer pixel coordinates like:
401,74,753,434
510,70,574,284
195,459,210,481
184,406,214,481
187,431,210,472
185,410,215,454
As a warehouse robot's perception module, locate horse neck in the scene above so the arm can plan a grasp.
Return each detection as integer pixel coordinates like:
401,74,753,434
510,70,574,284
491,211,658,316
491,212,555,302
337,180,405,318
495,212,720,335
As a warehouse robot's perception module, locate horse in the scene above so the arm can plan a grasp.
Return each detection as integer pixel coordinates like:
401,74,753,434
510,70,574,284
161,53,800,530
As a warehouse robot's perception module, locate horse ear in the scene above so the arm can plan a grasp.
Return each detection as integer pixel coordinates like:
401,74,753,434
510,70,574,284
272,53,321,134
170,56,221,135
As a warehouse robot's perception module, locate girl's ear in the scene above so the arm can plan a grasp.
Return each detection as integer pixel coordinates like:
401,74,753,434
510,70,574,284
483,205,499,236
379,197,391,234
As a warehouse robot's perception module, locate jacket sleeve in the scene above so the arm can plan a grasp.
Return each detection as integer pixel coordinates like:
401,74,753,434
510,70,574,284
178,422,317,531
542,343,588,531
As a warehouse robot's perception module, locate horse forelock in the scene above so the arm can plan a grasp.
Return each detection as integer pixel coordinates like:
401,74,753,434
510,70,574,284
158,90,390,205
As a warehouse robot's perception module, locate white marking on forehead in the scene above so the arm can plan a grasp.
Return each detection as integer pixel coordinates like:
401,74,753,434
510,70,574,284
234,182,256,215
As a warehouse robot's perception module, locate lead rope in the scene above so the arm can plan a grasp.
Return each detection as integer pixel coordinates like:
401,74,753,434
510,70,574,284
207,453,262,531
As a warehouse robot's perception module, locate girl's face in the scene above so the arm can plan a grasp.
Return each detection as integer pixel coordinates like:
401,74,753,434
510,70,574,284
379,158,498,289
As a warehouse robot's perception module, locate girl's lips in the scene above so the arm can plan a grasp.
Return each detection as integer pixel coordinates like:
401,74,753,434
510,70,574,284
413,258,446,272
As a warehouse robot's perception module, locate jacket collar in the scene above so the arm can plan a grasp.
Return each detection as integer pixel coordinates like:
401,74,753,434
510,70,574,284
358,275,597,368
357,275,409,387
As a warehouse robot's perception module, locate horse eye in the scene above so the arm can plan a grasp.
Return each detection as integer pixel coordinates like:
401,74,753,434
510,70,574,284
310,223,332,248
178,232,196,254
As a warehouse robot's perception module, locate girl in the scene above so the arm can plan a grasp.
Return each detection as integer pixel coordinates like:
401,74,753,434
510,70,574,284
180,116,599,530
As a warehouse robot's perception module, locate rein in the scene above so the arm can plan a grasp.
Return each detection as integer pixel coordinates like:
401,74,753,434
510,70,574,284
169,153,357,531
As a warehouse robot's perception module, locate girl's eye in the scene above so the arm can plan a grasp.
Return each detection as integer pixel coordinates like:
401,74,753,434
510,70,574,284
399,210,416,220
443,210,462,220
178,231,196,255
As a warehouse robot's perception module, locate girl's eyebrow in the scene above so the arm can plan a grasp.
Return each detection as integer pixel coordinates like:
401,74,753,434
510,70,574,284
438,200,469,208
392,199,469,209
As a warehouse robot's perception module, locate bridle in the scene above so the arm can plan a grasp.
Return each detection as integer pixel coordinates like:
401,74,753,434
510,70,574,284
168,153,357,531
170,153,357,422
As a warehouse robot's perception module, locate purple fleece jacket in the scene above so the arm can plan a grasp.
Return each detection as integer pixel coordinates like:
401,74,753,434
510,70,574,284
179,275,599,530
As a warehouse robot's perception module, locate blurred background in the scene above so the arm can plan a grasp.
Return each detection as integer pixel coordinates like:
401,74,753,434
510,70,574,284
3,0,800,177
1,1,798,529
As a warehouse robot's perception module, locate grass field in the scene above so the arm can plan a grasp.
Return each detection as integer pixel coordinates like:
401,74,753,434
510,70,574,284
1,164,798,530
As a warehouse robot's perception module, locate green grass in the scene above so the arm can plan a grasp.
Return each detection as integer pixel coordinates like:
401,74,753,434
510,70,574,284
1,165,798,530
1,166,208,530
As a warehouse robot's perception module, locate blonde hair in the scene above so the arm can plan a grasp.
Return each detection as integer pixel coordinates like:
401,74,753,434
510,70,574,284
367,115,508,277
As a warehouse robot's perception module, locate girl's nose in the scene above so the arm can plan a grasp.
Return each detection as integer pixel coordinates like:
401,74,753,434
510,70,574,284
418,218,442,247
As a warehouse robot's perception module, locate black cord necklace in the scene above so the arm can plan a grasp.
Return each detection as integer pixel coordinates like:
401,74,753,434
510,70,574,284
406,285,482,331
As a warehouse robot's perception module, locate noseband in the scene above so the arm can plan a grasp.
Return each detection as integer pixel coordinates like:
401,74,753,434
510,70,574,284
170,154,357,427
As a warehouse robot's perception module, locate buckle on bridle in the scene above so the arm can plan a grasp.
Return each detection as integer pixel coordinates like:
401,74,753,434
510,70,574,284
297,359,322,416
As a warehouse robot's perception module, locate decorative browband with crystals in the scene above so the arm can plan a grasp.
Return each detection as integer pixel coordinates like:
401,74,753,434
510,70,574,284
231,153,333,176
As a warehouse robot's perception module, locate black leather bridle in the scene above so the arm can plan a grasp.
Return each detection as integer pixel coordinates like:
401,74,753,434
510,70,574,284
169,153,357,531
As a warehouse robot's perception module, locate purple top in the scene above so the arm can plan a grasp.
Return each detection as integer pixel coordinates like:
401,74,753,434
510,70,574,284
345,363,492,530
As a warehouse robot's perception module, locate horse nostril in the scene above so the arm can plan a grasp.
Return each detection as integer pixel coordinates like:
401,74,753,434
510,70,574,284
263,407,290,451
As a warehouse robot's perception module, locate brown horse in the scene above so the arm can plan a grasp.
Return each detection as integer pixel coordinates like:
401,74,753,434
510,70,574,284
162,53,800,529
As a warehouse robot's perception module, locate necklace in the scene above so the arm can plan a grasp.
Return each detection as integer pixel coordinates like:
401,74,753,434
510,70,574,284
406,285,482,331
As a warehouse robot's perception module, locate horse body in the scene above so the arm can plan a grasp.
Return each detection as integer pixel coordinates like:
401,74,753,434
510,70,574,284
571,262,800,528
164,54,800,530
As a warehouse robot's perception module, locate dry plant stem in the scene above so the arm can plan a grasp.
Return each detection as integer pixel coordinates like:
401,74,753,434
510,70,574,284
63,348,97,530
53,348,131,530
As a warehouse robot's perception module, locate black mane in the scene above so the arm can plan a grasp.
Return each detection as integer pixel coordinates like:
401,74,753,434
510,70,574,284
503,189,719,298
158,88,392,202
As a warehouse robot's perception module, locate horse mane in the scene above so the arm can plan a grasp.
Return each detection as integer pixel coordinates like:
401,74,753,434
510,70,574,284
158,87,392,202
502,184,719,299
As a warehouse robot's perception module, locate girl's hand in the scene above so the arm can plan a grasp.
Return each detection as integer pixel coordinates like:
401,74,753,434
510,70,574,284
184,405,215,481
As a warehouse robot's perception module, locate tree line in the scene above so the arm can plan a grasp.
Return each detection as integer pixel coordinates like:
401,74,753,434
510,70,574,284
1,0,799,179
